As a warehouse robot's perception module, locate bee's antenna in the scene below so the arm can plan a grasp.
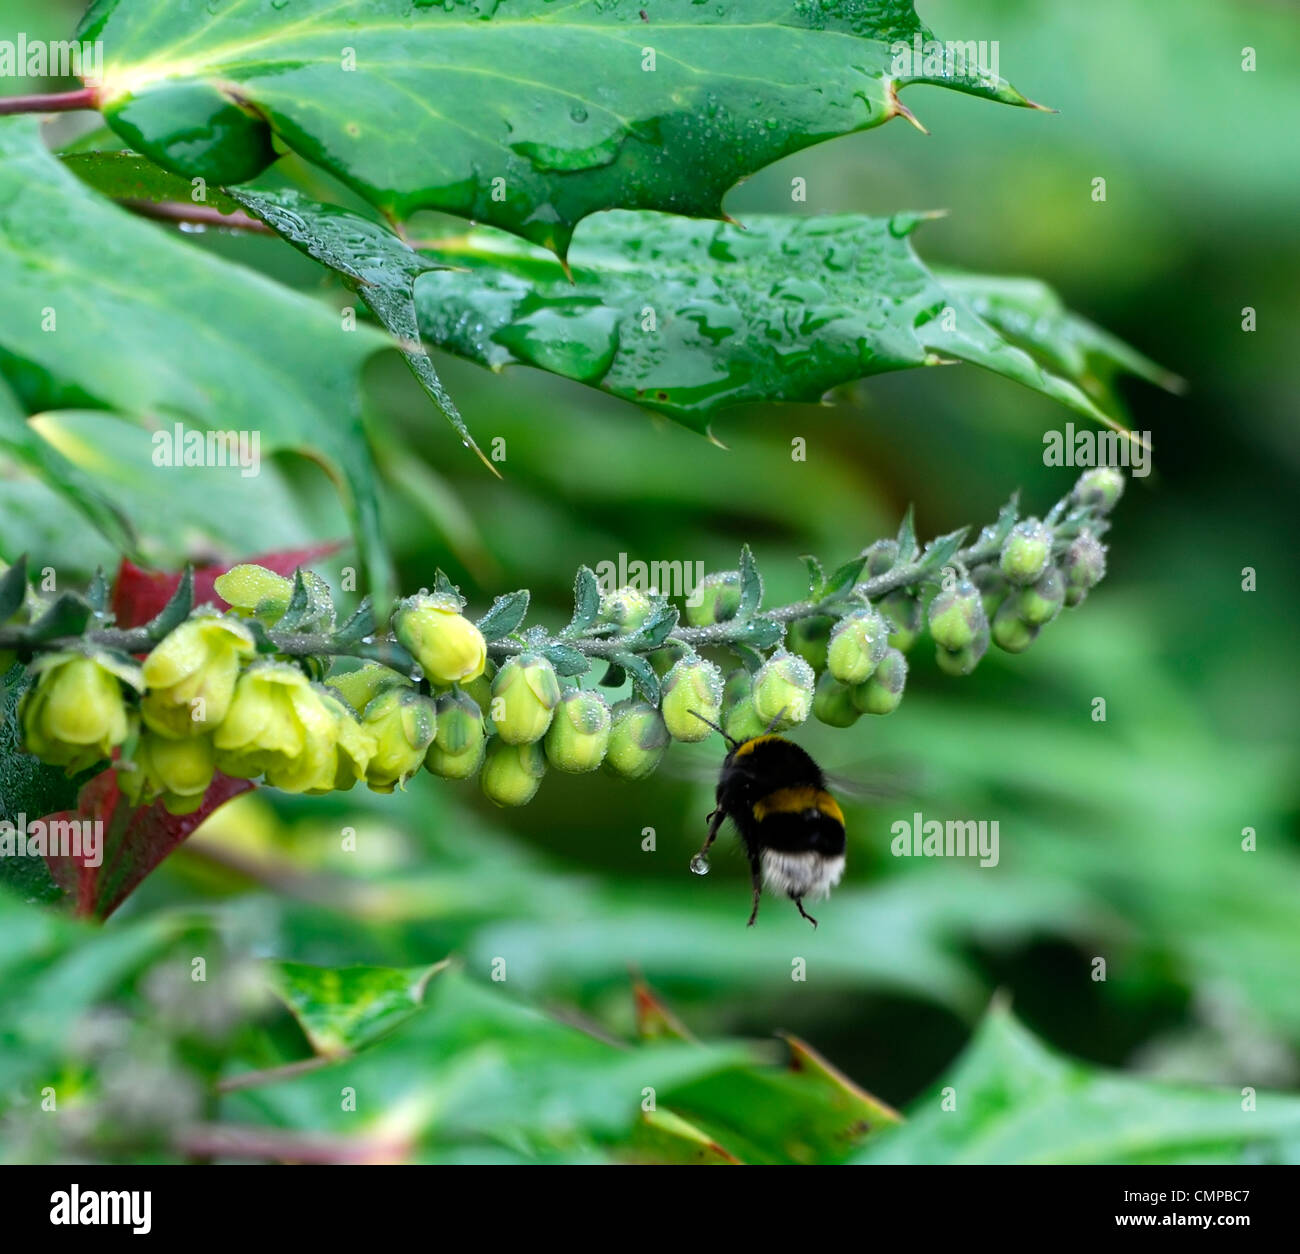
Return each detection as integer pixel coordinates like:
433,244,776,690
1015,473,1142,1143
689,709,738,748
762,707,788,735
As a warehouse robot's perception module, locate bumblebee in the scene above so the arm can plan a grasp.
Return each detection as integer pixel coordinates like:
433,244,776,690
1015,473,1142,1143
690,717,845,928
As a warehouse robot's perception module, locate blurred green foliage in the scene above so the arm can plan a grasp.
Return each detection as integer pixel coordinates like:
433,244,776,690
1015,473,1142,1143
0,0,1296,1162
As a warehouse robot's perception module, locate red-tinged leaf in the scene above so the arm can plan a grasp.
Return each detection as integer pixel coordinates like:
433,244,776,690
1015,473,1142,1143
43,768,254,920
111,543,344,628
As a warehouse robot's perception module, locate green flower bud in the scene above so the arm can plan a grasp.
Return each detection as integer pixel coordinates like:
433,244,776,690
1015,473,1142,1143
491,652,561,744
120,731,217,815
1017,564,1065,626
684,570,742,628
927,579,988,652
752,650,815,728
392,593,487,685
361,686,437,793
213,662,337,792
325,662,407,715
1072,467,1125,513
971,564,1011,621
851,647,908,715
604,699,670,780
1061,533,1107,607
813,670,861,728
140,613,256,738
316,691,379,793
661,657,723,741
992,599,1039,653
424,689,488,779
787,615,833,674
934,621,990,676
213,564,295,624
480,737,546,806
879,589,923,653
999,519,1053,586
863,538,899,577
544,687,612,772
20,651,138,773
827,608,889,684
599,586,652,633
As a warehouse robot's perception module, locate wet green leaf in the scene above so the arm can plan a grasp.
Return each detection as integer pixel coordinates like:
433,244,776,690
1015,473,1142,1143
0,119,395,603
412,212,1151,432
84,0,1035,255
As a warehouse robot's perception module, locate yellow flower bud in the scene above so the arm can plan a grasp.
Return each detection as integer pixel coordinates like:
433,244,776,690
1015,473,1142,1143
213,663,338,792
480,737,546,806
120,732,216,815
360,686,437,792
490,652,561,744
752,650,815,728
661,657,723,741
315,691,379,792
393,594,487,685
213,564,294,623
20,651,137,773
544,688,611,772
604,699,669,780
141,613,256,738
324,662,407,715
827,609,889,684
425,690,487,779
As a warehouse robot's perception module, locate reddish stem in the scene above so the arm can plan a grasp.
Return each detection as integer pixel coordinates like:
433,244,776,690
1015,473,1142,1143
0,86,98,115
120,199,273,234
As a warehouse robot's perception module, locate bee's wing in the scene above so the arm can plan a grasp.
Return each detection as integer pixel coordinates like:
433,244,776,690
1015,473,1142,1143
661,746,919,805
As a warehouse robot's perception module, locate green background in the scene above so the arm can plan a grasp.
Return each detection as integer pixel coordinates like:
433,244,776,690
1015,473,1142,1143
1,0,1296,1161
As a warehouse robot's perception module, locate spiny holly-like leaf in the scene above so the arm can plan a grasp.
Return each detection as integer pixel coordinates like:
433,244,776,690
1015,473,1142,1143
268,960,447,1060
936,270,1185,409
83,0,1036,256
42,768,254,921
412,212,1152,433
225,186,495,473
0,119,394,604
854,1006,1300,1165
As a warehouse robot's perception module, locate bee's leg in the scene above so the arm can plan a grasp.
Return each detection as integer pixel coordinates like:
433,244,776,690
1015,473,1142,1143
692,808,726,866
794,897,819,929
746,851,763,927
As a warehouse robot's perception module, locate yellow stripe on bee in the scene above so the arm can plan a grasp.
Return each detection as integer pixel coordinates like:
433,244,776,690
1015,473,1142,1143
734,734,785,758
752,787,844,826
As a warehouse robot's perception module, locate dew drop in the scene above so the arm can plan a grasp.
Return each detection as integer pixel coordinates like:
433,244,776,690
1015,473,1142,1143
690,853,711,876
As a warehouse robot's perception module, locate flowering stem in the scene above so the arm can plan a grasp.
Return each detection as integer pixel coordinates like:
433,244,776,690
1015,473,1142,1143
0,481,1110,683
